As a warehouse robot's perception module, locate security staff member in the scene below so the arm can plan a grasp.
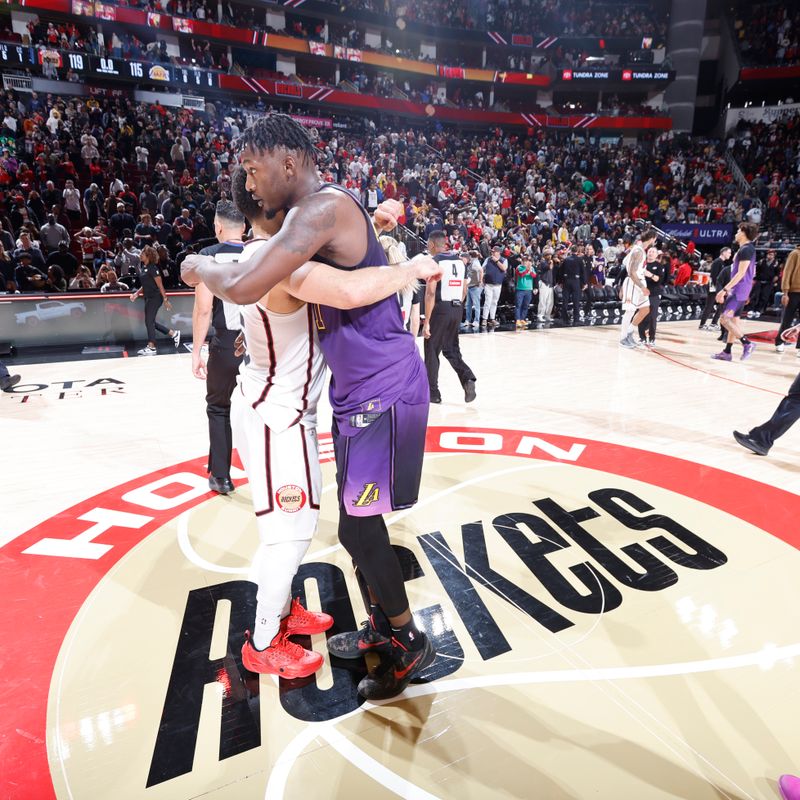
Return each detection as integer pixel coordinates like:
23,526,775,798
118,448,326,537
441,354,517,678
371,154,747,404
191,200,246,494
558,244,589,326
699,246,731,329
638,248,669,347
424,231,477,404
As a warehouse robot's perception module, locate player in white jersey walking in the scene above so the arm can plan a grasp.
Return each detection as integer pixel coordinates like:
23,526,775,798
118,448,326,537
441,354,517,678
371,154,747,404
619,228,658,349
224,171,442,678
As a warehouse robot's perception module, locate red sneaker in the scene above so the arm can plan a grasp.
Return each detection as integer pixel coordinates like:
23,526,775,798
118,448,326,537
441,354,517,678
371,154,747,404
241,630,323,678
282,597,334,636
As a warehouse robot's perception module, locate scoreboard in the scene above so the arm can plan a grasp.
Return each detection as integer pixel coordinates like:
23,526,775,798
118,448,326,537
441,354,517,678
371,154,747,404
0,45,219,90
88,56,218,88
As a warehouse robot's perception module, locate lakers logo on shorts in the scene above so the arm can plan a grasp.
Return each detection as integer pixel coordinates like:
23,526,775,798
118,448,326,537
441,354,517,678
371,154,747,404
275,484,307,513
353,482,380,507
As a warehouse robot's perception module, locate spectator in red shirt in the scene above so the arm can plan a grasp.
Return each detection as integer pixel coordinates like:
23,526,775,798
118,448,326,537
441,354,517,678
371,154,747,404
674,259,693,286
173,208,194,243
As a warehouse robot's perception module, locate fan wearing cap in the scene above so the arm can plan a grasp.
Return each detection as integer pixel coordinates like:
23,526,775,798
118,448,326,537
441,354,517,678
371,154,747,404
109,203,135,243
14,252,46,292
480,244,507,330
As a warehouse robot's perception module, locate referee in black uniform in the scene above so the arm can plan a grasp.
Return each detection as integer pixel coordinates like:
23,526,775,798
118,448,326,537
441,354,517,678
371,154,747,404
423,231,477,404
191,200,246,494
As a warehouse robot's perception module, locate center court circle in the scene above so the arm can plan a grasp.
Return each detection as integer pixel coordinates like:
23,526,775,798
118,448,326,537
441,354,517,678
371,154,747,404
2,427,798,799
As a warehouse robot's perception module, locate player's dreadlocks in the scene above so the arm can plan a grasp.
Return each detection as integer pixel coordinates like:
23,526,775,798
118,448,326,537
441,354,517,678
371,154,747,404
230,166,263,224
235,113,317,164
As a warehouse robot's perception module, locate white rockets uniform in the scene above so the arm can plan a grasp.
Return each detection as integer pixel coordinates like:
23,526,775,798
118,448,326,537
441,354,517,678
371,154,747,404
621,244,649,310
227,239,327,543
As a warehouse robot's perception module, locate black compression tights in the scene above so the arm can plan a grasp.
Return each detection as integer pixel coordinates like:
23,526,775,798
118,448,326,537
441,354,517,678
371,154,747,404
337,512,409,618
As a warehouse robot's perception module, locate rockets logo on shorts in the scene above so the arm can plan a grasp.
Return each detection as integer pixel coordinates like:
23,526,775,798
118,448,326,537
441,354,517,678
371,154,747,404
275,484,307,513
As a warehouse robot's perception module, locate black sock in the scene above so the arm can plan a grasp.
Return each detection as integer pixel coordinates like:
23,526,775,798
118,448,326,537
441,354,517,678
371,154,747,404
740,336,750,346
724,343,733,354
391,618,424,652
369,603,392,638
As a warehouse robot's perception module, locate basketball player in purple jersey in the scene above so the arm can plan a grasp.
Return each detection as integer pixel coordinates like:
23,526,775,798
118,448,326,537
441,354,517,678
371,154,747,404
182,114,440,700
711,222,759,362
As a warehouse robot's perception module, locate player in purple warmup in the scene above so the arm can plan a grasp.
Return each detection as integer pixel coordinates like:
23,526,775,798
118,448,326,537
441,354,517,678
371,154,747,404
182,113,441,701
711,222,759,363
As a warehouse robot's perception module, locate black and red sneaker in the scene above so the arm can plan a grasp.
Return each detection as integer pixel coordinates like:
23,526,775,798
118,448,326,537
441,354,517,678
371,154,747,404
326,616,391,659
357,633,436,701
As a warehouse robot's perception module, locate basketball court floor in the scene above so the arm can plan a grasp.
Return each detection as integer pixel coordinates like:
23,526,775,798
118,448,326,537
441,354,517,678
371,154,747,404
2,319,799,800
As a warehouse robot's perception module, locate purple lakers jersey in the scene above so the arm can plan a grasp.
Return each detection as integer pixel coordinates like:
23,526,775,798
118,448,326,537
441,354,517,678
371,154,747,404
313,185,428,435
729,242,756,301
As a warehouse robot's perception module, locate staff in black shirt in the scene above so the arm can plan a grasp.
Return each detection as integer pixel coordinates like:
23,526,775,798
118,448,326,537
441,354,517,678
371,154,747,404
638,248,669,347
557,244,589,326
191,200,246,494
130,245,181,356
751,249,779,314
699,247,731,329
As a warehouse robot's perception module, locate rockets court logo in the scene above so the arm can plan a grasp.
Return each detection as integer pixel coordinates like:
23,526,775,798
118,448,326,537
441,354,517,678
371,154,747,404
1,427,798,800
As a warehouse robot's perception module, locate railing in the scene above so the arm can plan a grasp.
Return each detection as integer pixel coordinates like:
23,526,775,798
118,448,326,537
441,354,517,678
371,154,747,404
183,95,206,110
392,224,427,257
2,74,33,92
423,142,484,183
725,150,751,193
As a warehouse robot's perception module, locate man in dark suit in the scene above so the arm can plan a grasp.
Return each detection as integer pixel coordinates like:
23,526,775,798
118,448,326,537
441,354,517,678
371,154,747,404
558,244,589,326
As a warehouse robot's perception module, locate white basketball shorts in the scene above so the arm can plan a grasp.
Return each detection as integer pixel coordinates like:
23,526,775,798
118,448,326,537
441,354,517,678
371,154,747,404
231,388,321,544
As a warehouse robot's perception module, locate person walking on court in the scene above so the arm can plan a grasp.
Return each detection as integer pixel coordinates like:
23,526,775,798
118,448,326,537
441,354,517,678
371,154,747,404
481,245,506,330
711,222,759,362
424,230,477,404
774,244,800,355
130,245,181,356
699,246,731,330
191,200,246,494
733,323,800,455
619,228,657,348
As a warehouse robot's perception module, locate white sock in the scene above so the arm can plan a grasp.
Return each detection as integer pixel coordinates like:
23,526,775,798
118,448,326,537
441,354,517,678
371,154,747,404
251,539,311,650
620,308,635,339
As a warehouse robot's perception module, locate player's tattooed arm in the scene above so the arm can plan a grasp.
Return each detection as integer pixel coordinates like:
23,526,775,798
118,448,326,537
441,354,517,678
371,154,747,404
181,193,340,305
285,255,443,309
628,248,647,291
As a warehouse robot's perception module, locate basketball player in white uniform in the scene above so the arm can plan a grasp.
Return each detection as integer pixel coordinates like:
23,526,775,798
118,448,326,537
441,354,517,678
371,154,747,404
224,182,442,679
619,227,658,349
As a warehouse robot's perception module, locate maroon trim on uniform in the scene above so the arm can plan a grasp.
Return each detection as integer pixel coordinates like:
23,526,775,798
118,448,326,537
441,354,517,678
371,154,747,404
254,424,274,516
288,306,316,428
252,305,276,410
299,423,320,510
